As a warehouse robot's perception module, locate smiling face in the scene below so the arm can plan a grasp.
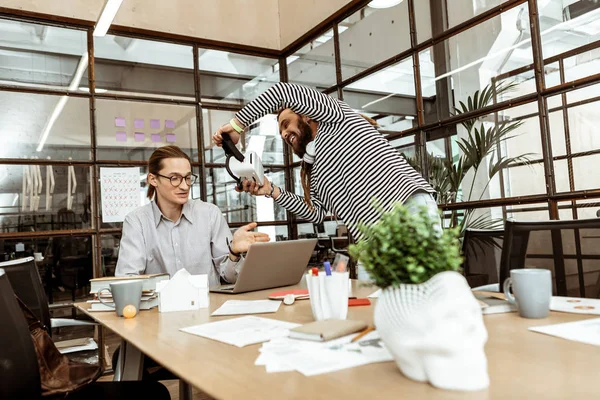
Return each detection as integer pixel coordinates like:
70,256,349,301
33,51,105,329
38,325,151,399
278,109,314,158
148,157,192,209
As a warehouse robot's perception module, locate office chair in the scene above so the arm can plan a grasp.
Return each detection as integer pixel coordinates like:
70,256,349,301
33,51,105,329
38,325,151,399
462,228,504,288
0,257,95,332
0,269,171,400
499,218,600,298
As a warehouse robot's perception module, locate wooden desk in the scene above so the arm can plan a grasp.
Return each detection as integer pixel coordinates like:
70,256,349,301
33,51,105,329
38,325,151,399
76,281,600,399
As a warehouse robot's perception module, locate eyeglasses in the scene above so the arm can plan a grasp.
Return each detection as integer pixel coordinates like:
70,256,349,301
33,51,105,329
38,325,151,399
155,173,198,187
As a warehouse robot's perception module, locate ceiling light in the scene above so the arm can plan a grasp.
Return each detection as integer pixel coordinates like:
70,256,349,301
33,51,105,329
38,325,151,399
93,0,124,37
368,0,404,9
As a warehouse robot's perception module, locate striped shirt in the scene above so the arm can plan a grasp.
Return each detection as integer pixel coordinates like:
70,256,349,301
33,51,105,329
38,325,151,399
236,83,435,240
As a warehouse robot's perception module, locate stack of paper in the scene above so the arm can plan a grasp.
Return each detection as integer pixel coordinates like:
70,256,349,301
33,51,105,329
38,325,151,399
180,316,299,347
211,300,282,316
55,337,98,354
255,330,393,376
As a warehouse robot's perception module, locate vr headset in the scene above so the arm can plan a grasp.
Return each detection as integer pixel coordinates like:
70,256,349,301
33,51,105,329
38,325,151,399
221,132,265,190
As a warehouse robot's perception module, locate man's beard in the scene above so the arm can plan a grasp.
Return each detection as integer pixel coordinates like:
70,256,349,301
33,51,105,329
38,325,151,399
292,118,314,158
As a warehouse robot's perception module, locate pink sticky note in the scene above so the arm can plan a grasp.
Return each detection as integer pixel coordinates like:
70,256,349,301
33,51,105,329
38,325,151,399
116,131,127,142
134,132,145,142
150,119,160,129
165,119,175,129
166,133,176,143
151,134,161,142
115,117,126,127
134,119,144,129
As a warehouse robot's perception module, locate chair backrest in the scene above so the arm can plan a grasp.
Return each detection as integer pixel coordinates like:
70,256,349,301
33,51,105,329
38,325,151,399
462,228,504,286
499,218,600,298
0,257,51,331
0,269,42,399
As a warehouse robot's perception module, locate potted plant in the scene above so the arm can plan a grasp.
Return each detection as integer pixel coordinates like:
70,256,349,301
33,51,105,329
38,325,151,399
349,204,489,391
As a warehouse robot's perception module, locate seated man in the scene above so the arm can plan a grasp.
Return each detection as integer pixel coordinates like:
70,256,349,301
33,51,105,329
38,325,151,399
115,144,270,284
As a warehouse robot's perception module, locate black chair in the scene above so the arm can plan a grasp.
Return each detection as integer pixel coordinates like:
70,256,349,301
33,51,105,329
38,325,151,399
0,269,171,400
499,218,600,298
461,228,504,288
0,257,95,332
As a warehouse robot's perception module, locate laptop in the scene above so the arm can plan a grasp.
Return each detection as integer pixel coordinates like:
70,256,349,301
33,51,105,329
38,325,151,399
210,239,318,294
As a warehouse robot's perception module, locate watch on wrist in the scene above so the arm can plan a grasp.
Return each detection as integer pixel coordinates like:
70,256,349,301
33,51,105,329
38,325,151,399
265,184,277,198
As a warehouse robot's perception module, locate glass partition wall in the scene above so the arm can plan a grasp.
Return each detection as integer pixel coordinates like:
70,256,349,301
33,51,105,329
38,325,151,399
2,0,600,304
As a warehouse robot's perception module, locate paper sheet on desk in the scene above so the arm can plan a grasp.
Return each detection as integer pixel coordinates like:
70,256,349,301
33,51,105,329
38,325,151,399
180,316,299,347
256,331,393,375
211,300,282,316
529,318,600,346
368,289,381,298
551,296,600,315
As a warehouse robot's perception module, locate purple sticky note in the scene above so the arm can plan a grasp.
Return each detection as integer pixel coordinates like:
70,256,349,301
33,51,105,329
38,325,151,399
165,119,175,129
150,119,160,129
166,133,176,143
134,132,145,142
115,117,126,127
116,131,127,142
151,134,161,143
134,119,144,129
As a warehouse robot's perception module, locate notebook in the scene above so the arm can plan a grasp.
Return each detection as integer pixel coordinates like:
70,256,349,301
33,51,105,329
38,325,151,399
89,273,169,294
288,319,368,342
473,291,517,315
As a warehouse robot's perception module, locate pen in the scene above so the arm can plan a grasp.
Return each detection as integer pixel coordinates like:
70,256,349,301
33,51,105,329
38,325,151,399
324,261,332,276
351,326,375,343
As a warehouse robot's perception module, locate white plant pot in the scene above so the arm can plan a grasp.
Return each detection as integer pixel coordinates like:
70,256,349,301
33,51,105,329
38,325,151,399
374,271,489,391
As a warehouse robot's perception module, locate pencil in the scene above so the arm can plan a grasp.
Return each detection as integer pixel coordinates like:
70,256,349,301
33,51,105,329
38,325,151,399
351,326,375,342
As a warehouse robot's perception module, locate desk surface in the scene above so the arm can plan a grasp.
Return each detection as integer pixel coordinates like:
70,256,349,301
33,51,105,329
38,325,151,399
76,281,600,400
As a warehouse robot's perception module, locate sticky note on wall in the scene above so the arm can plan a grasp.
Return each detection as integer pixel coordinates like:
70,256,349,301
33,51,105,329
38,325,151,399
134,119,144,129
165,119,175,129
166,134,176,143
151,134,161,142
134,132,145,142
115,117,126,127
116,132,127,142
150,119,160,129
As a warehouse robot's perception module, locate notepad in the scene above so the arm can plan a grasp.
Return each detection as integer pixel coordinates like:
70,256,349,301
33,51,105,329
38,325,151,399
211,300,282,316
289,319,368,342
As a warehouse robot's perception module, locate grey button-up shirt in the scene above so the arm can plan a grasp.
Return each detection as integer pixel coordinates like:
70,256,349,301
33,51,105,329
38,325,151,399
115,200,243,287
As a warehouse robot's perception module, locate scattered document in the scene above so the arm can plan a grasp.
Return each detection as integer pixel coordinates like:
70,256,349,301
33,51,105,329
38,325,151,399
551,297,600,315
256,330,393,376
211,300,282,316
55,338,98,354
529,318,600,346
180,316,299,347
368,289,381,298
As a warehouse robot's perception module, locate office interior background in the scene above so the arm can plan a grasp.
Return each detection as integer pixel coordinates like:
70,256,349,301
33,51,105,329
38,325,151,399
0,0,599,305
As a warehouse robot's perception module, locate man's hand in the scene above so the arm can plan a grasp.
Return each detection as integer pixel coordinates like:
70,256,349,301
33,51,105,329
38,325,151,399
230,222,270,254
212,120,242,147
236,176,280,199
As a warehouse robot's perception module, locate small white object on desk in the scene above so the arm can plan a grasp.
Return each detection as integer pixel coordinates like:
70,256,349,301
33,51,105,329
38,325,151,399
155,269,209,313
529,318,600,346
180,316,299,347
211,299,281,316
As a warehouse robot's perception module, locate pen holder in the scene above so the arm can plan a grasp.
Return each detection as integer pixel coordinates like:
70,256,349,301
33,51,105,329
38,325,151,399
306,271,349,321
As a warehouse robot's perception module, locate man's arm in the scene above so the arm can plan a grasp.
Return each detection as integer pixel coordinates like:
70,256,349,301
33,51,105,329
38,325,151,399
235,82,345,128
274,185,328,224
115,215,146,276
210,211,243,284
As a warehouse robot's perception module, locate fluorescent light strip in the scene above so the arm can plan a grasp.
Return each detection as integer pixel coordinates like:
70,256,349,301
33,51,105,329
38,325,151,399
37,53,89,152
93,0,124,37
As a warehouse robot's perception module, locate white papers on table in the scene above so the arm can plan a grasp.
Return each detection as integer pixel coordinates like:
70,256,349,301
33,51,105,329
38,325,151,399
529,318,600,346
368,289,381,298
256,330,393,375
180,316,299,348
551,296,600,315
55,338,98,354
211,300,282,316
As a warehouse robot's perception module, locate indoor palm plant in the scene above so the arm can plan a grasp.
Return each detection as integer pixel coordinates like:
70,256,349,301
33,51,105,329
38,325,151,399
349,204,489,391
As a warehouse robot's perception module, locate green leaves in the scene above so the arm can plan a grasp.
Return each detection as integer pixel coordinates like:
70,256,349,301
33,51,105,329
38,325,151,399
349,204,462,288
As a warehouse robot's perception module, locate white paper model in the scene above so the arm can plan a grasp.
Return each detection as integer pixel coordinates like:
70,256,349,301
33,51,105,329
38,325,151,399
156,269,209,313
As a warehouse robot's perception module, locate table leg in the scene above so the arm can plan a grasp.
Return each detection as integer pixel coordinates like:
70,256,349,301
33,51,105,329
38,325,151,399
113,339,144,381
179,380,193,400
